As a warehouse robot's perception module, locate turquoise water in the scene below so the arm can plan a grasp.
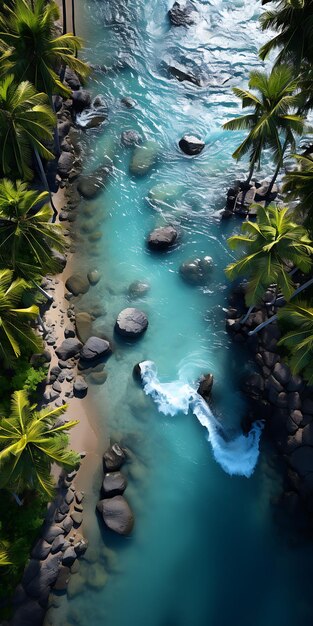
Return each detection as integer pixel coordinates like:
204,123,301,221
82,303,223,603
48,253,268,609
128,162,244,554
49,1,313,625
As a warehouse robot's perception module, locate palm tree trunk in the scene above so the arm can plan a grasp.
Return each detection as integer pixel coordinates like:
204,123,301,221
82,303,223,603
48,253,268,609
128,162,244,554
34,148,58,222
37,314,48,335
31,279,54,303
72,0,76,36
267,137,289,195
248,276,313,336
240,304,255,325
62,0,67,34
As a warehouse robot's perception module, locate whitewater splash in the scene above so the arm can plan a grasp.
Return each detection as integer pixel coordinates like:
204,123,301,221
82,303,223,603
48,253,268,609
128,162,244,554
139,360,264,478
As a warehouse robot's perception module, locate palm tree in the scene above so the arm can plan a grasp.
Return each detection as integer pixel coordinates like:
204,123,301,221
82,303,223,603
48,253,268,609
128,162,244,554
223,66,305,189
0,178,66,277
0,0,90,99
0,543,11,567
277,300,313,384
259,0,313,68
0,390,80,498
226,204,313,306
283,152,313,234
0,74,55,181
0,268,42,364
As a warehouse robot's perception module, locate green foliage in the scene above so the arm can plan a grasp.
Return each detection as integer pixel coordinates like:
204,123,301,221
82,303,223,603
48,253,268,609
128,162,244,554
0,0,90,98
223,65,305,180
283,153,313,234
0,178,66,278
260,0,313,67
0,390,80,497
226,204,313,305
11,362,47,393
277,300,313,383
0,74,56,180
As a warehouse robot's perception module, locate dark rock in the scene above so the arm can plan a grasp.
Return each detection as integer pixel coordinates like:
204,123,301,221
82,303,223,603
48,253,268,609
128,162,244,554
73,376,88,397
76,109,107,129
287,374,304,392
31,538,51,560
302,398,313,415
52,380,62,393
302,423,313,446
13,584,28,606
168,1,197,26
72,89,92,112
74,537,88,556
242,373,264,399
55,338,82,360
64,325,75,339
51,534,65,554
62,516,73,534
121,96,137,108
62,547,77,567
266,375,283,394
97,496,134,535
197,374,213,403
22,554,61,603
133,363,143,383
64,67,81,90
128,280,150,298
71,511,83,527
75,311,93,343
103,443,126,471
115,307,148,338
75,491,84,504
102,472,128,497
288,392,301,411
121,130,143,147
11,599,45,626
42,524,64,544
273,362,291,386
147,226,178,251
289,446,313,475
65,273,90,296
179,256,213,285
179,135,205,156
65,490,75,505
58,120,71,141
262,351,279,370
80,336,111,361
89,371,108,385
52,249,67,270
57,151,75,178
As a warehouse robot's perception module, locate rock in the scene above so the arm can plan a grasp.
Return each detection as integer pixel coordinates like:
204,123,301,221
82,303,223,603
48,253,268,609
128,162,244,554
197,374,213,403
58,120,72,141
302,397,313,415
302,423,313,446
87,269,101,285
179,135,205,156
58,151,75,178
62,516,73,534
67,573,85,599
80,336,111,361
74,537,88,556
75,311,93,343
64,67,81,90
102,472,127,497
133,363,142,383
62,547,77,567
65,273,90,296
51,535,65,554
71,511,83,527
273,362,291,386
64,325,75,339
87,563,108,589
168,1,197,26
52,249,67,270
73,376,88,398
42,524,64,544
147,226,178,251
55,338,82,360
22,554,62,604
77,166,110,198
97,496,134,535
129,140,158,176
71,89,92,112
242,373,264,400
289,446,313,475
53,565,71,591
103,443,126,471
76,108,107,129
121,96,137,108
31,539,51,560
89,371,108,385
128,280,150,298
11,599,45,626
121,130,143,147
262,351,279,370
148,182,183,207
179,256,213,285
115,307,148,338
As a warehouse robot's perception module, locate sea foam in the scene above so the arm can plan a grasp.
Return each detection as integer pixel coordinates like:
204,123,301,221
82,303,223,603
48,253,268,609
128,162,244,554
139,360,263,478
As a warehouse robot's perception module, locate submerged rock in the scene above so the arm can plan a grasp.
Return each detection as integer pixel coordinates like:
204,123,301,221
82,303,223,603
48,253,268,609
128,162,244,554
75,311,93,343
180,256,213,285
121,96,137,108
179,135,205,156
77,165,111,199
65,273,90,296
103,443,127,471
75,94,108,128
168,1,197,26
129,140,158,176
115,307,148,338
97,496,134,535
121,130,143,147
147,226,178,250
148,182,183,207
128,280,150,299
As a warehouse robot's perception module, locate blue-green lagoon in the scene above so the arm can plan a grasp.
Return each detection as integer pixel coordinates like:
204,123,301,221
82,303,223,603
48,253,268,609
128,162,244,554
47,1,313,625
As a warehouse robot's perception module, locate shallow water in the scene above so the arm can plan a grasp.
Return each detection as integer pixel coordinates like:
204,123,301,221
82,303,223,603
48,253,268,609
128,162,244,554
49,1,313,625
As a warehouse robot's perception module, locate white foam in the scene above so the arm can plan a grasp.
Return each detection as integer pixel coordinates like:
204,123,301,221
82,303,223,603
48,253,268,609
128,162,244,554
139,360,263,478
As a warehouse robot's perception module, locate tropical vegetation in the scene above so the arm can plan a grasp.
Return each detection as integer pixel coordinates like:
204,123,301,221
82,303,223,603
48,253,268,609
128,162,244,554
277,300,313,384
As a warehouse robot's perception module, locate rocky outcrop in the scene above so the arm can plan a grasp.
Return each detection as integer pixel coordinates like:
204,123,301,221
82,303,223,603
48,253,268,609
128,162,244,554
103,443,127,472
115,307,148,338
179,135,205,155
147,226,178,250
168,1,197,26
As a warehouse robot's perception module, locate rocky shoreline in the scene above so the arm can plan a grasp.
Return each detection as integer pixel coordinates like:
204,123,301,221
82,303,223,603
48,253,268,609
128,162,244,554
226,283,313,518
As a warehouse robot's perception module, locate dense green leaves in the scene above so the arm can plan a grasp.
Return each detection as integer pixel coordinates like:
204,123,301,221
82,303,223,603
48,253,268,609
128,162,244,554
0,74,55,179
0,390,80,497
0,0,90,98
277,300,313,383
283,153,313,233
260,0,313,67
226,205,313,305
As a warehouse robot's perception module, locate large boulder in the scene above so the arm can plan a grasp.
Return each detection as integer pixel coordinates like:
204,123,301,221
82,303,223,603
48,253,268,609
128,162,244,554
168,1,197,26
75,311,93,343
57,151,75,178
129,140,158,176
103,443,126,471
179,256,213,285
197,373,214,403
77,165,111,199
65,273,90,296
115,307,148,338
64,67,81,90
97,496,134,536
55,338,82,360
147,226,178,251
121,130,143,147
102,472,127,497
80,336,111,361
71,89,92,112
179,135,205,155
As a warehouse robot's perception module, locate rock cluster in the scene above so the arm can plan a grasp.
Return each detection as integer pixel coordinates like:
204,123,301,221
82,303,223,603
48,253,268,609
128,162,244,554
97,443,134,536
